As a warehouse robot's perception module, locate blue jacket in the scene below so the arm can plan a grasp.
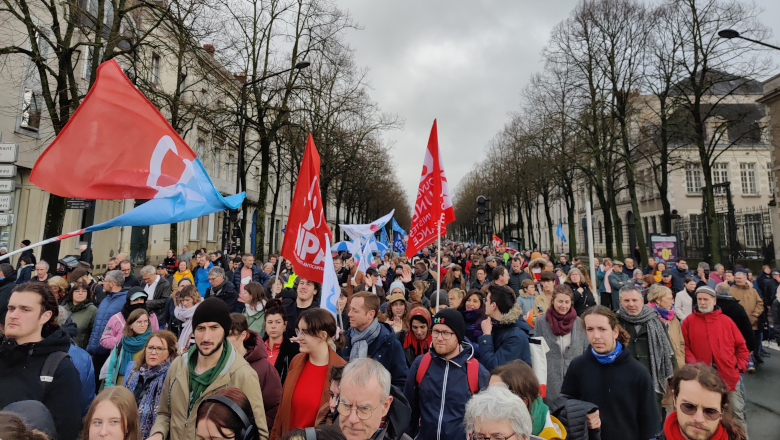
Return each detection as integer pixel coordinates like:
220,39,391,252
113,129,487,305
86,290,127,355
670,266,692,293
339,321,409,389
193,262,213,296
404,342,489,440
231,263,270,291
478,302,531,369
69,343,96,417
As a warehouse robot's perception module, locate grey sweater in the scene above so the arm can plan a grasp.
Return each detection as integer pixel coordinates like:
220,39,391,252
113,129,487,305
534,314,589,406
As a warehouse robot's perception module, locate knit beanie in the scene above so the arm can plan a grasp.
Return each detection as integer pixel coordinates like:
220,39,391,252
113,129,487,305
192,297,232,337
388,280,406,296
432,309,465,343
431,289,450,308
695,286,716,298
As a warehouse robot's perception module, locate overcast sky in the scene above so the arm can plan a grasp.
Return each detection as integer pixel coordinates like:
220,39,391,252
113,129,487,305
338,0,780,208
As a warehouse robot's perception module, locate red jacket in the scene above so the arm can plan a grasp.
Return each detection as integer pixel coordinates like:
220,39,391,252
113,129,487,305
681,307,749,391
242,330,283,430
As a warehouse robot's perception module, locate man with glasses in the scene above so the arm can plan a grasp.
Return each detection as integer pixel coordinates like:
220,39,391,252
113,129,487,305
205,267,240,313
337,358,412,440
656,363,746,440
464,385,535,440
403,309,489,440
119,259,141,288
681,286,750,432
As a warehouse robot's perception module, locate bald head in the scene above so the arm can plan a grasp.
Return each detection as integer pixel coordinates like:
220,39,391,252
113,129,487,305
715,282,730,296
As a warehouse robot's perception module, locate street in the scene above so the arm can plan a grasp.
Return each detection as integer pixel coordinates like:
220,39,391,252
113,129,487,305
744,341,780,439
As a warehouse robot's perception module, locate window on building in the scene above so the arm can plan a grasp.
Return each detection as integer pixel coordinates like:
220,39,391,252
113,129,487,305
20,89,42,131
150,54,161,85
740,163,757,195
712,163,729,194
742,213,763,248
207,213,215,241
768,163,775,197
652,216,657,233
196,138,205,156
190,217,199,240
598,221,603,244
686,164,702,194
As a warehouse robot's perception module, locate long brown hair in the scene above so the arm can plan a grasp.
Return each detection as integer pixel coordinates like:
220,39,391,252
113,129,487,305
123,309,150,337
82,386,141,440
671,363,746,440
134,330,178,371
580,305,630,345
0,412,49,440
443,264,466,290
196,388,255,439
63,281,93,305
243,281,267,309
490,360,538,410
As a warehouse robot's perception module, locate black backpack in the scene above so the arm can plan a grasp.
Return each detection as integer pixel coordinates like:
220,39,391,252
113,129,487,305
39,351,70,393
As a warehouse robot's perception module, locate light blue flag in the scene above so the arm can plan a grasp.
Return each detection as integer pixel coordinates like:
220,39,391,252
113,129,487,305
392,218,407,237
556,220,567,243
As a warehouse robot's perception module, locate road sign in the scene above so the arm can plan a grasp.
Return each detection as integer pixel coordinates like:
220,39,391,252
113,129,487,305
0,214,14,226
0,144,18,163
0,165,16,178
66,198,94,210
0,181,14,193
0,195,13,211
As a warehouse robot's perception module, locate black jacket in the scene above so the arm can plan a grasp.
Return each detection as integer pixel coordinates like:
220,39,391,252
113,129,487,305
283,299,318,335
263,335,299,386
565,282,597,316
146,277,171,320
123,273,141,288
715,295,756,352
340,322,409,388
16,249,36,269
0,271,18,324
508,270,532,296
561,347,658,440
205,280,241,313
0,328,82,440
549,396,601,440
396,330,429,368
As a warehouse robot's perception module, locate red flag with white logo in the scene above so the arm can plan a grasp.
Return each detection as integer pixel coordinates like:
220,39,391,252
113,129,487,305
406,120,455,256
493,234,503,249
280,135,332,283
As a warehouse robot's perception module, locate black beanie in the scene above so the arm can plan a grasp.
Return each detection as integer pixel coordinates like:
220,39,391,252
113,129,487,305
432,309,465,343
192,297,232,337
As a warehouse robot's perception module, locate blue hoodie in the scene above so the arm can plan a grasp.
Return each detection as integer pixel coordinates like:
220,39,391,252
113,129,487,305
193,262,213,296
478,302,531,369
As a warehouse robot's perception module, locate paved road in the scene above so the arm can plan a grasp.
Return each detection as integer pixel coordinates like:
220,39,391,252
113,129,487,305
744,341,780,440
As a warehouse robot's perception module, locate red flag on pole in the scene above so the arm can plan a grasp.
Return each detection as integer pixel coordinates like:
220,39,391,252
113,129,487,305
492,234,503,249
280,135,332,283
406,120,455,256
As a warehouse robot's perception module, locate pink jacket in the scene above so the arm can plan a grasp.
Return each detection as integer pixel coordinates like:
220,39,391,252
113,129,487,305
100,311,160,350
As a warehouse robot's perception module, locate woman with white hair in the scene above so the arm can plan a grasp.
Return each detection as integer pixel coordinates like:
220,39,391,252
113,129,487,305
464,385,538,440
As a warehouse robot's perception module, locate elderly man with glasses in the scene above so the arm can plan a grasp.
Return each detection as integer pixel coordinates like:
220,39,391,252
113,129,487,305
204,267,240,313
464,385,537,440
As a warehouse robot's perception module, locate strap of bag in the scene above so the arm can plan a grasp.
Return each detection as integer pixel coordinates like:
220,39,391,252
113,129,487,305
40,351,69,392
415,352,432,386
466,358,479,394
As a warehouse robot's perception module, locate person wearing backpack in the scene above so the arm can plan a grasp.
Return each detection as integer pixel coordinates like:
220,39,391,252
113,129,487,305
0,283,82,440
403,308,489,440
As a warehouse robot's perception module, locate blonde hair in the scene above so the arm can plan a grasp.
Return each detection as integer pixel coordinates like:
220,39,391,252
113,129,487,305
646,284,673,304
48,276,69,294
82,387,141,440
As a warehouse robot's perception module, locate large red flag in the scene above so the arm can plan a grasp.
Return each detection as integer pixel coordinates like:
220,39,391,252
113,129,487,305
407,120,455,256
280,135,332,283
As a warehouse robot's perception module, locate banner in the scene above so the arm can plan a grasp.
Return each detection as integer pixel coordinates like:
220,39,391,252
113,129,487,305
407,120,455,255
393,232,406,253
649,233,678,263
279,135,332,283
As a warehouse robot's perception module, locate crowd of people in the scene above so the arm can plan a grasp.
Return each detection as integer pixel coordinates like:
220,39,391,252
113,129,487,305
0,240,771,440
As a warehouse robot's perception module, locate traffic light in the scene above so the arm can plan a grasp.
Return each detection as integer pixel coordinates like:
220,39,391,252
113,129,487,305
228,208,239,223
476,195,487,225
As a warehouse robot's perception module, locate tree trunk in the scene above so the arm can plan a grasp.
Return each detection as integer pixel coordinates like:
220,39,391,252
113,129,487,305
253,138,272,261
542,193,555,259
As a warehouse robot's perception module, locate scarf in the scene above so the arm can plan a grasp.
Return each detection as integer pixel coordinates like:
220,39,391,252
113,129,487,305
663,411,729,440
544,305,577,336
244,300,265,316
122,301,147,321
349,318,382,360
187,340,232,414
402,330,431,358
174,302,199,349
649,302,675,323
124,360,170,438
529,397,549,436
105,328,151,386
685,287,696,301
619,305,675,395
591,341,623,364
414,270,430,282
462,309,484,340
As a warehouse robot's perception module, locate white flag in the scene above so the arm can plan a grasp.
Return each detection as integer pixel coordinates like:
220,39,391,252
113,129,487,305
320,234,342,327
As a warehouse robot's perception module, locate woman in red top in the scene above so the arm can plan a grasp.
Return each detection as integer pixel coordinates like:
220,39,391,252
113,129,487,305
269,308,345,439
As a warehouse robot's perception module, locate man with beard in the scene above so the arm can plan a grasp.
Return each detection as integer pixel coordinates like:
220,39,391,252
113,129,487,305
147,297,269,440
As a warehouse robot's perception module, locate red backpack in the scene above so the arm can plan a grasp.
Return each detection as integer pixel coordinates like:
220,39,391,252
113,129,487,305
415,352,480,394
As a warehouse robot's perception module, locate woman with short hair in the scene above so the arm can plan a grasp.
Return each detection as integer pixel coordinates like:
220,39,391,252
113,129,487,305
239,281,268,336
464,385,534,440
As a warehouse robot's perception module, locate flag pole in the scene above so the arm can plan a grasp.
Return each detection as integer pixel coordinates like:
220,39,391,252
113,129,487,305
586,201,598,305
436,219,441,314
275,255,284,285
0,229,86,263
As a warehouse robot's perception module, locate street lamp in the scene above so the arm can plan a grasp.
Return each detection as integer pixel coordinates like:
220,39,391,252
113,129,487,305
227,60,310,253
718,29,780,51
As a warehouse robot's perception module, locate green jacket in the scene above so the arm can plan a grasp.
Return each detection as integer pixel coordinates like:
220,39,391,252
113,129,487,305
65,300,98,349
243,305,266,337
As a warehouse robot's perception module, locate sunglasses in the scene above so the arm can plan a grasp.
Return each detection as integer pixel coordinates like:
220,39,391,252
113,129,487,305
678,401,722,421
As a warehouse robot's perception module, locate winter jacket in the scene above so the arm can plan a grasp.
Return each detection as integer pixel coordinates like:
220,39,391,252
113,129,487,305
69,343,96,417
728,283,764,329
123,273,141,289
670,267,691,293
681,306,750,392
549,396,601,440
714,295,756,352
244,304,266,337
270,349,345,439
478,302,531,369
517,291,535,319
232,263,270,291
0,272,17,324
99,311,160,350
565,282,597,316
205,279,241,313
15,264,33,284
16,249,36,269
403,342,490,440
674,289,695,322
607,271,630,307
149,345,270,440
664,316,686,369
173,270,194,287
283,300,319,335
556,263,572,275
508,270,532,296
145,277,171,320
263,335,300,385
534,314,589,405
193,262,213,295
340,321,409,388
64,300,98,349
372,385,413,440
560,347,658,440
0,328,83,440
242,330,282,430
86,290,127,355
618,314,678,376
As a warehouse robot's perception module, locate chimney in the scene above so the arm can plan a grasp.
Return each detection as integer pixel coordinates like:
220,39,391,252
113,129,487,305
203,44,215,57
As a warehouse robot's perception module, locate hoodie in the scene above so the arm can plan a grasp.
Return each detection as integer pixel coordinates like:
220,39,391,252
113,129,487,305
242,330,282,429
478,302,532,369
0,327,83,440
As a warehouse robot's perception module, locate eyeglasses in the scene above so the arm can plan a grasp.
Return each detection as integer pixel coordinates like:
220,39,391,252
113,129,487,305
146,346,166,354
679,401,722,421
337,401,381,420
470,433,517,440
431,329,455,340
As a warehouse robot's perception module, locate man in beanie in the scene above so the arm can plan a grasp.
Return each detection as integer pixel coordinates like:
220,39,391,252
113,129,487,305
16,239,36,269
681,285,750,432
478,284,531,369
403,308,489,440
148,297,269,440
429,289,449,315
